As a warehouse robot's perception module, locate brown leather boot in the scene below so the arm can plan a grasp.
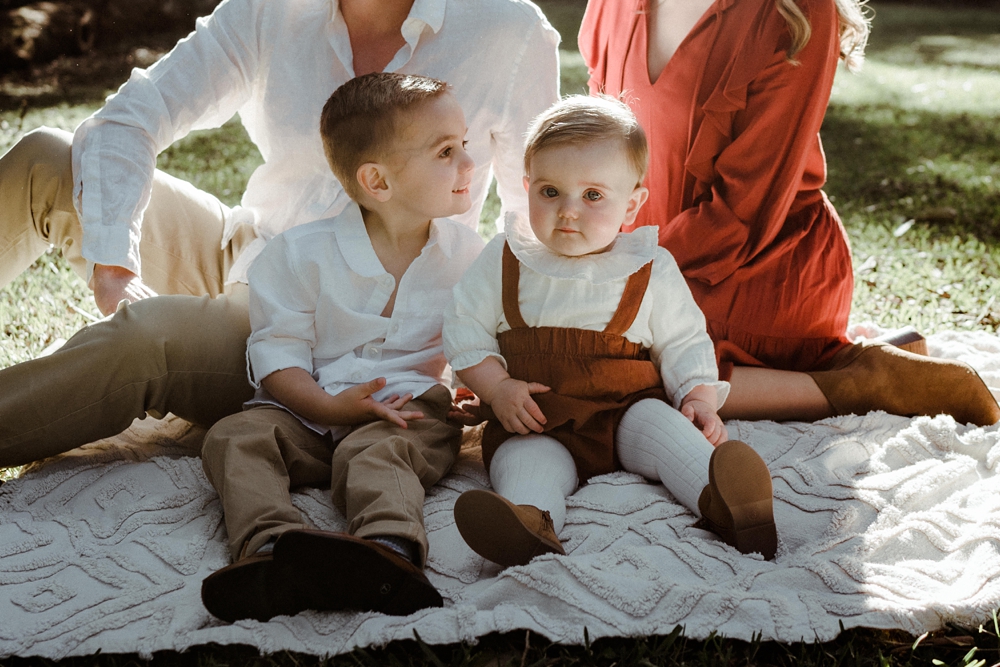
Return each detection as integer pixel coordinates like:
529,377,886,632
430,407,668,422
807,342,1000,426
874,326,928,356
698,440,777,560
454,489,565,567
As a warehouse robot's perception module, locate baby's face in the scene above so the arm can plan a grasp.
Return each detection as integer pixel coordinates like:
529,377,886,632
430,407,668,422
524,141,647,257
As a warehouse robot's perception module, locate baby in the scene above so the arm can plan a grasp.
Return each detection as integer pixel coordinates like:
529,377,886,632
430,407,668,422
444,95,777,567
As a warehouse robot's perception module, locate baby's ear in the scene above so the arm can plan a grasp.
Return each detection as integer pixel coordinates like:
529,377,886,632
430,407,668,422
357,163,391,203
623,185,649,226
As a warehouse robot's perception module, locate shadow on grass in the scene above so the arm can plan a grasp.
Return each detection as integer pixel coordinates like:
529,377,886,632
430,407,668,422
823,103,1000,244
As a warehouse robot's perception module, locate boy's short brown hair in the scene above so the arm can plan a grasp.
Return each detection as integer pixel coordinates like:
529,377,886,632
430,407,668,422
320,73,449,201
523,95,648,186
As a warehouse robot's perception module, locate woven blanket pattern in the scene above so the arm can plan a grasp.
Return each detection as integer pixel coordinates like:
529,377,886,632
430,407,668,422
1,330,999,659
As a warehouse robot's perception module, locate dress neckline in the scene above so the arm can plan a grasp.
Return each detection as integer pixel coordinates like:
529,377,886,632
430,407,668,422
640,0,720,87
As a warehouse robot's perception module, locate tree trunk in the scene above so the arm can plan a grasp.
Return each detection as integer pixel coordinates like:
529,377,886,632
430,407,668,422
0,0,96,65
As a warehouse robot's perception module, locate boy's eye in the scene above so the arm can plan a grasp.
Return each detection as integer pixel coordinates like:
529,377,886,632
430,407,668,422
440,147,452,157
542,186,558,198
584,190,602,201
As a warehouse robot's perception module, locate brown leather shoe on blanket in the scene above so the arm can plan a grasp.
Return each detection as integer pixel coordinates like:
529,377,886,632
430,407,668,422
807,341,1000,426
201,552,300,623
454,489,565,567
698,440,778,560
272,529,443,616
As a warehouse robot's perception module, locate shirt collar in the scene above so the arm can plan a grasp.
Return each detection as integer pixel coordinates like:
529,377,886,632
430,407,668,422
336,202,455,273
405,0,445,36
335,202,386,278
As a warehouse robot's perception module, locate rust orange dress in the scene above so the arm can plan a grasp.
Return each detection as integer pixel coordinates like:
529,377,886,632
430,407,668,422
580,0,854,379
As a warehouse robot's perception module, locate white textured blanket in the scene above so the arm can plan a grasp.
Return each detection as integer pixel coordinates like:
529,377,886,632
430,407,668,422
2,330,1000,659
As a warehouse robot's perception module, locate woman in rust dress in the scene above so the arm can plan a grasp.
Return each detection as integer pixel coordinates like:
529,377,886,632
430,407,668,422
579,0,999,425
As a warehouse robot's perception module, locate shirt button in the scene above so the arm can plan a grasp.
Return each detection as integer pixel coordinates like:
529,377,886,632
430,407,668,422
390,324,399,334
367,347,379,358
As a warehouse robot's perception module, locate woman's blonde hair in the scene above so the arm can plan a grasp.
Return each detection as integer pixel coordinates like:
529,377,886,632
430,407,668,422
777,0,870,71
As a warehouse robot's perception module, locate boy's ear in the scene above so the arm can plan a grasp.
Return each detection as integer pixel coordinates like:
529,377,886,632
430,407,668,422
622,185,649,227
356,163,392,203
522,175,530,193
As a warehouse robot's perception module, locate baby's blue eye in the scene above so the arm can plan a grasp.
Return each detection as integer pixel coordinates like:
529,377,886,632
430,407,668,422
542,187,558,198
585,190,602,201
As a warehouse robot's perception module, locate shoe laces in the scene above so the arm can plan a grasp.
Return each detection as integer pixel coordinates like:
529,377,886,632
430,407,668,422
539,510,554,533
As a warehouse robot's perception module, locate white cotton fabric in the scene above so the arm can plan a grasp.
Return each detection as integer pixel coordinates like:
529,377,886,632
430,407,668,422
443,212,730,408
245,202,484,434
616,398,713,515
490,434,579,533
70,0,559,282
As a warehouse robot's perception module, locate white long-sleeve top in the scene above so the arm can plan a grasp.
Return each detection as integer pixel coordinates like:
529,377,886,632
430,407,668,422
71,0,559,283
247,202,485,434
444,213,729,409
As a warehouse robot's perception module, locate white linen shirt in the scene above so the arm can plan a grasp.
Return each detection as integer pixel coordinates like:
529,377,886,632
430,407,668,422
71,0,559,283
247,202,485,434
444,213,730,409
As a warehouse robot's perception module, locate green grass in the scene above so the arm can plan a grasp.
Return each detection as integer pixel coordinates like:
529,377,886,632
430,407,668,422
3,1,1000,664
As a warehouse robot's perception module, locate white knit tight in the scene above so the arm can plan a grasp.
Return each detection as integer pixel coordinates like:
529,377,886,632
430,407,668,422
488,398,714,535
490,434,578,533
615,398,712,516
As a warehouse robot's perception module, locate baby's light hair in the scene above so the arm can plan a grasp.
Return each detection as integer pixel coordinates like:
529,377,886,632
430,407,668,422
320,72,449,201
523,94,648,186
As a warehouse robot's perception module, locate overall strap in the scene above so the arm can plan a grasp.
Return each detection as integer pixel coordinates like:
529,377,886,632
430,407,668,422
501,242,528,329
603,261,653,335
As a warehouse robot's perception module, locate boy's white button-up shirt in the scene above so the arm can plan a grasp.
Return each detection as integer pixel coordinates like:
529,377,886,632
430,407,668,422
247,202,485,434
71,0,559,283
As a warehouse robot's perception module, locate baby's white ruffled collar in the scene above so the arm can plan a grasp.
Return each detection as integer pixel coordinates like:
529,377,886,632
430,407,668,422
503,211,659,284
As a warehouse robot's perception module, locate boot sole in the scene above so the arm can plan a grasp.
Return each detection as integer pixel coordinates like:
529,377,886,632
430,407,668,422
273,529,442,616
708,441,777,560
201,554,301,622
454,489,564,568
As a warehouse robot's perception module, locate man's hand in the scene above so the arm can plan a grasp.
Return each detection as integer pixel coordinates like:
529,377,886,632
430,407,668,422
91,264,158,315
490,377,549,435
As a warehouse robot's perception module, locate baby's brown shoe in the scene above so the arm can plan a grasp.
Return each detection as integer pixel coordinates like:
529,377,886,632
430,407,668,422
698,440,778,560
454,489,564,567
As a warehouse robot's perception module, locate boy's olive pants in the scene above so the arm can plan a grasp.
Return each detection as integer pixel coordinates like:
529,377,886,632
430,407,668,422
0,127,256,466
201,385,462,568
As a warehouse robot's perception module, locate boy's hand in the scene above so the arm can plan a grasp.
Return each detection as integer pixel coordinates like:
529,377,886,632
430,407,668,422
681,398,728,446
330,378,424,429
490,378,550,435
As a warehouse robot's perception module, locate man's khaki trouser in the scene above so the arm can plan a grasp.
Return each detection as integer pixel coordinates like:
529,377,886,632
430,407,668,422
201,385,462,567
0,127,257,466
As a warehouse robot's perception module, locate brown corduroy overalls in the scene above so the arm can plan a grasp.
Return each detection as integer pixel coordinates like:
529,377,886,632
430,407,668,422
480,242,669,481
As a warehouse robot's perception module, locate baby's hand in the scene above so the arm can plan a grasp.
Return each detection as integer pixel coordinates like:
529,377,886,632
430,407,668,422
330,378,424,428
681,398,728,446
490,378,550,434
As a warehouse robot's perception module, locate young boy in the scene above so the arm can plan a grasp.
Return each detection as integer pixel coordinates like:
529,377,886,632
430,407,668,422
199,73,484,623
444,95,777,567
